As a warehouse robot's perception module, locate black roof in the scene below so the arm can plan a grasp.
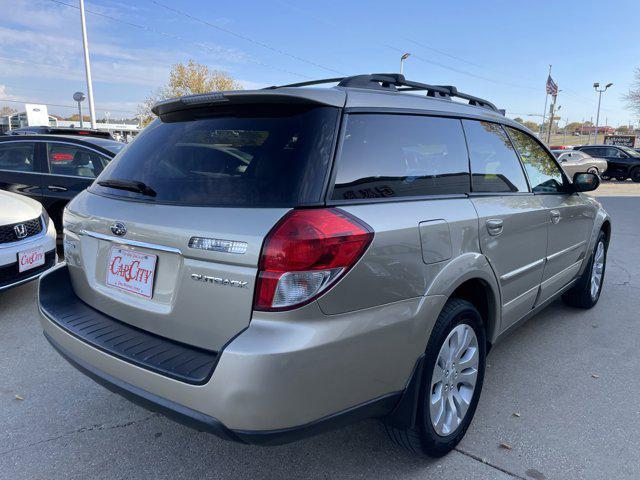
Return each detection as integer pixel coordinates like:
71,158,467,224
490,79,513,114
3,126,114,139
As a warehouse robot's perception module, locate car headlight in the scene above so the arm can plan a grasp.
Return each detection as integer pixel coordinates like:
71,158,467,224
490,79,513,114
41,208,50,228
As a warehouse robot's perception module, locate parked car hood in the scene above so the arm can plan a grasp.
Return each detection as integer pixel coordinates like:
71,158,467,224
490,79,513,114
0,190,43,225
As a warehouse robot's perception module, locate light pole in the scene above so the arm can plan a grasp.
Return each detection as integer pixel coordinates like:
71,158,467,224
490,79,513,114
79,0,97,129
73,91,86,128
593,82,613,144
400,53,411,75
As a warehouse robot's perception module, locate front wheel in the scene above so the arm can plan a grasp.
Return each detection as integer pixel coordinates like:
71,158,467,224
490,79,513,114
631,167,640,183
562,230,607,308
384,299,486,457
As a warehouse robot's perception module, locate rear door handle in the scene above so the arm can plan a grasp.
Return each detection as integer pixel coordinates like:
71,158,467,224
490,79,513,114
486,219,503,236
47,185,68,192
550,209,561,224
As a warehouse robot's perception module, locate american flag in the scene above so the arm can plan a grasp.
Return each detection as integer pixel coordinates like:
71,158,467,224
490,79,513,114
546,75,558,96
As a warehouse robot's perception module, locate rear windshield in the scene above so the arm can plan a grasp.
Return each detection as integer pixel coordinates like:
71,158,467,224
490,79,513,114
90,106,339,207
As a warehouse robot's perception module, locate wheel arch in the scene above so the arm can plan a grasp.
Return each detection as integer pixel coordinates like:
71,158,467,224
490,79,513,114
424,253,501,346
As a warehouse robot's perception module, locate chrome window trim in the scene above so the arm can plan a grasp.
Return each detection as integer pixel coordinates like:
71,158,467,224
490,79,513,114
79,230,183,255
0,216,47,249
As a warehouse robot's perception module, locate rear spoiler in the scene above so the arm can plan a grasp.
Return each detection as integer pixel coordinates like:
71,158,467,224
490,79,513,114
151,89,346,117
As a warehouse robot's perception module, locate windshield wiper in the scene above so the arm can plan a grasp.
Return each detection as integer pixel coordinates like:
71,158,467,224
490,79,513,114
97,179,157,197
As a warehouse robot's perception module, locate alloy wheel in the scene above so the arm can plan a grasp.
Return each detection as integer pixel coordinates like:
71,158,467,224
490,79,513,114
429,324,479,437
590,241,605,300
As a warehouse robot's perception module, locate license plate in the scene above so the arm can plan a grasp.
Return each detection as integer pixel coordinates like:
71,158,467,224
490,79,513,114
18,246,45,273
106,247,157,298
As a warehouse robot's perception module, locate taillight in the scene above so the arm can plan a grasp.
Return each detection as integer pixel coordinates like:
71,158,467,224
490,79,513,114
254,208,374,311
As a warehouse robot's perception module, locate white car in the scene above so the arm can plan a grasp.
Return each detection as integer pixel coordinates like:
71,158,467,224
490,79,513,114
0,190,57,291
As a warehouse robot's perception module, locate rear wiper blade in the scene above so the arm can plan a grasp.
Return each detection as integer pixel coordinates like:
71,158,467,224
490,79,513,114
97,179,157,197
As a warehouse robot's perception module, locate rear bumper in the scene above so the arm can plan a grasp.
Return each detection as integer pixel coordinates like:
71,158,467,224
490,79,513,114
39,263,443,441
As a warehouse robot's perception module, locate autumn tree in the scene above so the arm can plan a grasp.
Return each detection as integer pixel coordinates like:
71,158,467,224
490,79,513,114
138,60,243,126
623,67,640,117
0,106,17,116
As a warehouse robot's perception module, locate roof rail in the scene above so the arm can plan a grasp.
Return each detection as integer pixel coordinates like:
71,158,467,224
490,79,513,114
265,73,500,113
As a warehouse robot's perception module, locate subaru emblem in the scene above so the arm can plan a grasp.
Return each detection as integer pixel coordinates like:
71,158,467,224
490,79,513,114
110,221,127,237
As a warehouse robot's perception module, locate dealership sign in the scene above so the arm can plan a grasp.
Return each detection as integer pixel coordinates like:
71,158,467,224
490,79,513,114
604,135,636,148
24,104,49,126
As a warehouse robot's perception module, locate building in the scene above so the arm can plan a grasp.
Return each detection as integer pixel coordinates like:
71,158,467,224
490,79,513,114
1,103,140,141
580,125,614,134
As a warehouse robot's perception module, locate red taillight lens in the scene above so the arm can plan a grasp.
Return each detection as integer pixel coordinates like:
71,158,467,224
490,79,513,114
254,208,374,311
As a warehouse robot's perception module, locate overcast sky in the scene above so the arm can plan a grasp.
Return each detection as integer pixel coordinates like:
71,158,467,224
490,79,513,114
1,0,638,125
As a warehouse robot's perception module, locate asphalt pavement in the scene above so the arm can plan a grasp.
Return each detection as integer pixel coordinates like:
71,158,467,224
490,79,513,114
1,186,639,480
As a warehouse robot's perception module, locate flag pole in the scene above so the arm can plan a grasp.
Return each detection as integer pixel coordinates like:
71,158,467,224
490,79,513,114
540,64,551,139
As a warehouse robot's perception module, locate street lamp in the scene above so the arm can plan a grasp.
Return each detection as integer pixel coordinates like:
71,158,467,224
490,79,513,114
400,53,411,75
593,82,613,144
73,91,86,128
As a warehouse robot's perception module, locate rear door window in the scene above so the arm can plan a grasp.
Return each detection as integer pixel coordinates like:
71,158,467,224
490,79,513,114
331,114,470,200
91,106,339,207
0,142,37,172
462,120,529,193
47,143,110,178
581,147,606,157
506,127,566,193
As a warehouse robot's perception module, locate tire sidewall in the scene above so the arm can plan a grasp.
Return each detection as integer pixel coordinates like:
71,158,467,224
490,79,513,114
418,301,486,455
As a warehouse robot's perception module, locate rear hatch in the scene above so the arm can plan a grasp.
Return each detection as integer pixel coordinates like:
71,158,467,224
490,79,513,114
65,97,341,351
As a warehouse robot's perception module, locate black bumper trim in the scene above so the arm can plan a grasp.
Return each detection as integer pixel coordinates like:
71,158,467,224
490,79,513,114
44,331,402,446
39,265,218,385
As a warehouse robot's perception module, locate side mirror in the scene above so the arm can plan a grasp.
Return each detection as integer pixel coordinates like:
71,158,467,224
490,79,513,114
573,172,600,192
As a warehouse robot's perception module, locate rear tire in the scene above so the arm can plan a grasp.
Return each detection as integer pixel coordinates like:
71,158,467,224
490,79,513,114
631,167,640,183
384,299,486,457
562,230,607,308
587,167,599,176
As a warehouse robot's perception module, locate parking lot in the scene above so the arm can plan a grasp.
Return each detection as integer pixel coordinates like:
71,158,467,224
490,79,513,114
1,183,639,480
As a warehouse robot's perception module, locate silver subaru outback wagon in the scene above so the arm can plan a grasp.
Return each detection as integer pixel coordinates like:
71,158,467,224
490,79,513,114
38,74,610,457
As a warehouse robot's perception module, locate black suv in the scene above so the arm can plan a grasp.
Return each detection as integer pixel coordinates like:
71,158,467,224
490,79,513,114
0,134,123,229
574,144,640,182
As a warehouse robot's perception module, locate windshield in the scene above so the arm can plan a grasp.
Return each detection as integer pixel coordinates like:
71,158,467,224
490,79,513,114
90,106,339,207
619,146,640,157
87,138,126,154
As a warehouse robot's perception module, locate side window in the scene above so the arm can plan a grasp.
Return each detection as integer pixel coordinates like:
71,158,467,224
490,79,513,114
47,144,108,178
332,114,470,200
584,147,607,157
604,147,623,158
0,142,37,172
506,127,566,193
462,120,529,193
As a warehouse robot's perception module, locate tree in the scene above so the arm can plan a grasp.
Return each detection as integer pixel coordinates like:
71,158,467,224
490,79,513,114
65,114,90,122
138,60,243,126
565,122,583,133
0,106,17,116
623,67,640,117
513,117,539,132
